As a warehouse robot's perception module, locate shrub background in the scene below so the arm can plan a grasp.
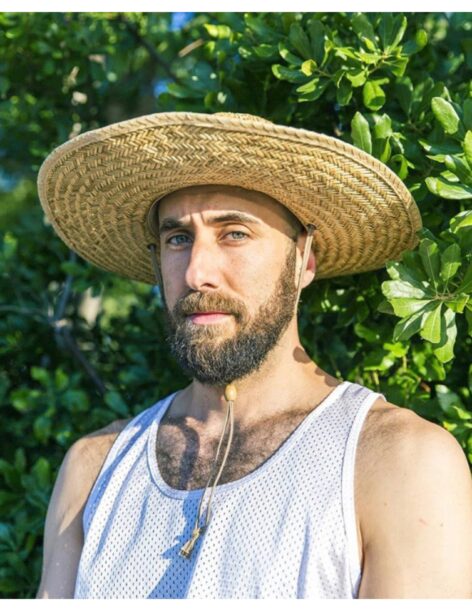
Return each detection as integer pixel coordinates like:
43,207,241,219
0,12,471,598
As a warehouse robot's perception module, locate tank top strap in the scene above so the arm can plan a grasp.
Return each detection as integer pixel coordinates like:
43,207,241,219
82,391,178,536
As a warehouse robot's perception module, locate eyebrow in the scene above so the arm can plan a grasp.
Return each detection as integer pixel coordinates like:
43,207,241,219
158,212,263,235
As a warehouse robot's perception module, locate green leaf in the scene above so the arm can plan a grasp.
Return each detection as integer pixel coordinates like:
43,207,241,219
373,113,392,139
463,99,472,131
278,42,303,66
403,29,428,55
63,389,89,412
362,36,377,52
167,83,202,100
297,79,329,102
389,298,434,318
420,139,462,162
363,80,386,111
245,15,279,42
432,97,461,135
464,131,472,167
357,50,382,65
440,242,462,283
33,415,52,444
203,24,232,39
351,111,372,154
346,68,367,88
466,305,472,337
395,77,413,116
354,322,380,343
433,308,457,363
253,44,279,60
289,22,312,60
307,19,326,65
379,139,391,163
30,366,50,386
445,294,469,314
54,368,68,391
390,154,412,180
300,59,317,77
426,176,472,200
31,458,51,488
450,210,472,233
457,262,472,293
444,155,472,185
104,390,129,417
419,238,441,284
334,46,359,61
337,79,353,106
420,302,443,343
387,56,408,77
388,251,430,285
379,14,407,51
296,77,319,93
392,306,431,341
271,64,307,83
436,384,466,416
382,279,429,300
352,13,376,44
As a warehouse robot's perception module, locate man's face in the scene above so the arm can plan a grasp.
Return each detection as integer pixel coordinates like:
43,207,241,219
157,185,302,386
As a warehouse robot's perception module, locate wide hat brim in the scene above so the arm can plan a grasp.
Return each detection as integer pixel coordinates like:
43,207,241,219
37,111,422,283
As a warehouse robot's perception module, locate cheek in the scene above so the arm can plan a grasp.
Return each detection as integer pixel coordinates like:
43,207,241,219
227,250,280,302
161,257,186,307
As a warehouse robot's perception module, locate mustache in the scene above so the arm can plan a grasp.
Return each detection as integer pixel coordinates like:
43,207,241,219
172,292,246,321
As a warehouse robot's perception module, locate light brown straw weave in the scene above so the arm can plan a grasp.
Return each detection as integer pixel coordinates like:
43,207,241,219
37,111,422,283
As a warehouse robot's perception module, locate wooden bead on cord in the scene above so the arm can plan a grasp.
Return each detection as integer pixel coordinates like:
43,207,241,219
224,384,237,402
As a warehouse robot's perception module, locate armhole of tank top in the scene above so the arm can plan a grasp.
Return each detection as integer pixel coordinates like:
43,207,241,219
341,389,386,599
82,401,162,536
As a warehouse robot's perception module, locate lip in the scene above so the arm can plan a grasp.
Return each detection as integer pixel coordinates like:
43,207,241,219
188,312,232,324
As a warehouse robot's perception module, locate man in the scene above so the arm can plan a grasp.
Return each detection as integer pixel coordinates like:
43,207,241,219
36,112,472,598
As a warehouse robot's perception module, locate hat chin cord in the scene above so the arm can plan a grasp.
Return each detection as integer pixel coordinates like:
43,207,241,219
146,223,316,558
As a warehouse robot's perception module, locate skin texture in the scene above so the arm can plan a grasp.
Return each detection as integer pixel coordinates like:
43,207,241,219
37,185,472,598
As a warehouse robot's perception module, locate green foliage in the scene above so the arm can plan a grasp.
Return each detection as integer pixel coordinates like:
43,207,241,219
381,211,472,363
1,11,471,598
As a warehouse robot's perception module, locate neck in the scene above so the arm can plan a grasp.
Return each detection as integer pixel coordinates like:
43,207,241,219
169,320,340,431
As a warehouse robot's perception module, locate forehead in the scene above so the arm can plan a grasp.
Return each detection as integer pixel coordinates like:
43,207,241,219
157,185,297,232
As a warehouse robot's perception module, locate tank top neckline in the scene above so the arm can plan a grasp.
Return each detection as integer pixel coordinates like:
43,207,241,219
146,379,351,500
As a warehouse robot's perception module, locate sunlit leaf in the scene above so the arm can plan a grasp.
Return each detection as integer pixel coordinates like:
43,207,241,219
351,111,372,154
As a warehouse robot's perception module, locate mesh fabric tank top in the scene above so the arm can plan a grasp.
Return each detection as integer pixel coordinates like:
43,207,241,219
74,380,386,599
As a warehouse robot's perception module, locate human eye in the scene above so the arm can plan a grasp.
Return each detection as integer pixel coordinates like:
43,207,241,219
226,230,248,241
166,233,192,246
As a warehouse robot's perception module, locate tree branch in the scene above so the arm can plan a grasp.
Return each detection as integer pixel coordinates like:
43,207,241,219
53,322,107,396
116,13,184,85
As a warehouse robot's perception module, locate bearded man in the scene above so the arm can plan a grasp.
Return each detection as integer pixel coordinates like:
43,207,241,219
36,112,472,599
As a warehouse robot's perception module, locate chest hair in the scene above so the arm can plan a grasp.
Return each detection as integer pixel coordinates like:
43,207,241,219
156,408,313,491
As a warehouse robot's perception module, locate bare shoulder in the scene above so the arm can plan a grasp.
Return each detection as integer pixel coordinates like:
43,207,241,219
357,397,472,597
52,417,133,527
80,418,132,463
358,396,471,496
60,418,132,497
36,418,131,598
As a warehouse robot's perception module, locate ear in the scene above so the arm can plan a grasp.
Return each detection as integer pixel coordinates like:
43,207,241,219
303,249,316,288
296,230,316,290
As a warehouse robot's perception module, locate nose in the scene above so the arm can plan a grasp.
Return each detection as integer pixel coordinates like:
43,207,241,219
184,235,221,292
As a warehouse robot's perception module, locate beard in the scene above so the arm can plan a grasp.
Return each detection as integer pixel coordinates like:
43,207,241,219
161,242,298,386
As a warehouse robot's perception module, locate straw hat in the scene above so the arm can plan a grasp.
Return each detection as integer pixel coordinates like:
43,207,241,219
37,111,422,283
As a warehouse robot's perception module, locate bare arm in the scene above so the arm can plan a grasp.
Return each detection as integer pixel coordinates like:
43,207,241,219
36,420,130,598
358,412,472,598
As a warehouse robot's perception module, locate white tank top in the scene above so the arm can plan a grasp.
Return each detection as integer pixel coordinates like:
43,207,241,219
74,380,385,599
